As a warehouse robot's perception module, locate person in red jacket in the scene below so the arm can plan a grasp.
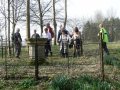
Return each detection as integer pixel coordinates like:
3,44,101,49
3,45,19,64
46,23,54,38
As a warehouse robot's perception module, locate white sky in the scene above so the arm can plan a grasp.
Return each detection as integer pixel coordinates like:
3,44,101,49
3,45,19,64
1,0,120,42
67,0,120,18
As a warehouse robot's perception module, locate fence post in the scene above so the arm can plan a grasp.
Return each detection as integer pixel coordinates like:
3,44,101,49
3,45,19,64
5,46,8,79
67,44,70,75
1,36,3,58
80,39,83,55
35,37,39,80
100,33,104,81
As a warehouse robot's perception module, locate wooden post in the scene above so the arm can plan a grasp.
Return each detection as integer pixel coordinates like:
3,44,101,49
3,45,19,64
8,0,11,56
35,37,39,80
80,39,83,55
67,44,69,74
5,46,8,79
1,36,3,58
100,33,104,81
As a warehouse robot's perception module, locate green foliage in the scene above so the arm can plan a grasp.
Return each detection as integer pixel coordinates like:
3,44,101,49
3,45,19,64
82,21,99,42
0,79,6,89
29,59,49,65
49,75,115,90
83,18,120,42
104,55,120,68
17,78,38,89
50,75,69,90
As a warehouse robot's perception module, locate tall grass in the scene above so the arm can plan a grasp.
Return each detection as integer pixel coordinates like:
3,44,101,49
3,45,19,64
49,74,116,90
104,55,120,68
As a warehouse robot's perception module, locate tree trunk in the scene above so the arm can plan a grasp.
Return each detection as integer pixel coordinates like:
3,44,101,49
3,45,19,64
64,0,67,28
26,0,30,39
8,0,11,55
52,0,57,45
37,0,43,36
12,0,15,55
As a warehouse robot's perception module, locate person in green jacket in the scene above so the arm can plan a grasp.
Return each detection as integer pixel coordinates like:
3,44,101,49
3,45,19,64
98,23,109,55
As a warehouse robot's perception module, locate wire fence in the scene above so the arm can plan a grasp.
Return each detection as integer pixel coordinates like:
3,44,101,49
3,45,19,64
0,37,106,80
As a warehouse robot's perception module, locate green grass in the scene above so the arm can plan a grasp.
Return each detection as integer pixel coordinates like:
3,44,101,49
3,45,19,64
17,78,38,89
104,55,120,68
0,42,120,89
49,74,120,90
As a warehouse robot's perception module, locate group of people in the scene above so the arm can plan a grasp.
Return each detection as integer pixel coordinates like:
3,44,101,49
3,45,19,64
12,22,109,59
31,23,53,57
57,25,82,57
12,23,54,58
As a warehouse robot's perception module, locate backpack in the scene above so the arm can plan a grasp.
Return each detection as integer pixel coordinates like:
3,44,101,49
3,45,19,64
12,33,22,44
11,33,17,43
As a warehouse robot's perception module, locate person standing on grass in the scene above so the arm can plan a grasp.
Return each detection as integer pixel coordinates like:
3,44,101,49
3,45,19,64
13,28,22,58
72,27,81,57
98,23,109,55
32,29,40,39
42,28,52,57
58,30,69,57
57,25,69,43
46,23,54,56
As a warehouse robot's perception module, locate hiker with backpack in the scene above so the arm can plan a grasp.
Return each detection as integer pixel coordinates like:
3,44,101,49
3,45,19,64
72,27,81,57
98,23,109,55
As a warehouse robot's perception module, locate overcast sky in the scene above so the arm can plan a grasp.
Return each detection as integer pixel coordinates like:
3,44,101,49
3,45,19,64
1,0,120,41
67,0,120,18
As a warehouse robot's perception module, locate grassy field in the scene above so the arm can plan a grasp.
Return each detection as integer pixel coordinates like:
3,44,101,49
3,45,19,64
0,42,120,90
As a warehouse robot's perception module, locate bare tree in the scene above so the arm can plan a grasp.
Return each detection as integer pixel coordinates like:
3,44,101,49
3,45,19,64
26,0,30,39
52,0,57,45
11,0,25,34
37,0,43,36
63,0,67,28
8,0,11,55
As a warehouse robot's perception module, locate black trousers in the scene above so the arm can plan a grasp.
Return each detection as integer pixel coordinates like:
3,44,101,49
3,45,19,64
15,43,21,57
102,42,109,55
45,40,51,57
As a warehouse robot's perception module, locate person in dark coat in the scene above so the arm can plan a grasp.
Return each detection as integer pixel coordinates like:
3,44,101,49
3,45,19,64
14,28,22,58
